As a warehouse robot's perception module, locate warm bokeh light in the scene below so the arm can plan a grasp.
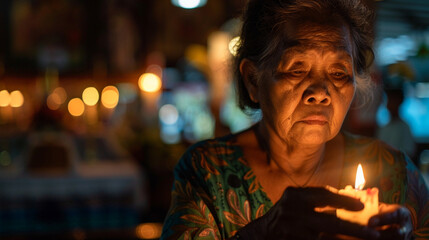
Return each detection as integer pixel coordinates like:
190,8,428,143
82,87,99,106
138,73,162,93
53,87,67,104
228,36,241,56
47,87,68,110
135,223,163,239
159,104,179,125
0,90,11,107
355,164,366,190
47,93,62,110
9,90,24,108
101,86,119,109
68,98,85,117
185,45,208,71
146,64,163,79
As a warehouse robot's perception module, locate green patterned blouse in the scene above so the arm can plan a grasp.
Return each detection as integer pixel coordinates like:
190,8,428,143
161,132,429,239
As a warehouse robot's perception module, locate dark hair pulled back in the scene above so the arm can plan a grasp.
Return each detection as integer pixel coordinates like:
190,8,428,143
235,0,375,111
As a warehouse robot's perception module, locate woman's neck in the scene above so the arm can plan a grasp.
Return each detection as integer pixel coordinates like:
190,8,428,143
256,121,327,176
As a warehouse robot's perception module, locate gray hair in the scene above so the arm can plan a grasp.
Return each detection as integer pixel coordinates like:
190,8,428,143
234,0,375,111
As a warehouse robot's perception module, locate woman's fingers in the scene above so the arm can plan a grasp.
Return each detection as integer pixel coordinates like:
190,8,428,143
368,204,413,239
369,205,411,227
376,226,411,240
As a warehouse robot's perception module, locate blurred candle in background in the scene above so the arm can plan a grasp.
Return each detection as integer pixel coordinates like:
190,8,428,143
47,87,67,111
0,90,13,122
101,85,119,122
9,90,24,108
82,87,99,126
138,71,162,125
68,98,85,117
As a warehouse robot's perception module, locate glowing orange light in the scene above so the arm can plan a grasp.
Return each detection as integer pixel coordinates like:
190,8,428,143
135,223,163,239
53,87,67,104
101,86,119,108
138,73,162,93
10,90,24,107
68,98,85,117
47,87,67,110
146,64,163,79
355,163,365,190
47,93,61,110
228,36,241,56
82,87,99,106
0,90,11,107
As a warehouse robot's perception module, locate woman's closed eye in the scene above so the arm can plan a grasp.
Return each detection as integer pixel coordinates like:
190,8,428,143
330,71,350,81
281,70,308,79
274,71,307,81
290,70,307,76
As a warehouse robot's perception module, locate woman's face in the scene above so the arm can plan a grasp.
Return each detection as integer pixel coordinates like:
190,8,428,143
257,21,356,146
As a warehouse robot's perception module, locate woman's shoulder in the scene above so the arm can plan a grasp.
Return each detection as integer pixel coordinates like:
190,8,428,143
184,134,238,154
342,131,411,198
343,131,404,161
180,134,242,162
174,133,247,178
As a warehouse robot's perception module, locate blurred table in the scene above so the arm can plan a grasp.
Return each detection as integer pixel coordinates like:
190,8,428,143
0,131,147,238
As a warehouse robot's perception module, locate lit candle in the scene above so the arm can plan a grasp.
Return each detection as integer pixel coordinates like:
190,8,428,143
336,164,379,225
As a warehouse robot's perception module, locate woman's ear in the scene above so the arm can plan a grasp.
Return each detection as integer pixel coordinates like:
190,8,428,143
239,59,259,103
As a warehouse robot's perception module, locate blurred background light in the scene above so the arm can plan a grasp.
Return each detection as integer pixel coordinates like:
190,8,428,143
101,86,120,109
159,104,179,125
117,83,138,104
375,35,416,66
135,222,163,239
47,93,62,110
160,125,181,144
228,36,240,56
146,64,163,79
9,90,24,108
82,87,99,106
0,90,11,107
401,97,429,139
0,150,12,167
220,86,256,133
376,104,391,127
138,73,162,93
171,0,207,9
53,87,67,104
68,98,85,117
47,87,68,110
416,83,429,98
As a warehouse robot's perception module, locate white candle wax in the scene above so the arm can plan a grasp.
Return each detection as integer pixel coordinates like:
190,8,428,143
336,164,379,225
336,185,379,225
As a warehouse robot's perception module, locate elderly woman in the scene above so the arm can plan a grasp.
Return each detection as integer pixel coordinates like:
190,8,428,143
161,0,429,239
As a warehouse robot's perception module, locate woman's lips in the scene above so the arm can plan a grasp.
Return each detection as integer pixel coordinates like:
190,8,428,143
301,115,328,125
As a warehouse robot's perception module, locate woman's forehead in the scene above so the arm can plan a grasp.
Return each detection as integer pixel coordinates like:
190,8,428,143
278,45,353,70
290,21,350,41
282,21,354,55
283,42,353,58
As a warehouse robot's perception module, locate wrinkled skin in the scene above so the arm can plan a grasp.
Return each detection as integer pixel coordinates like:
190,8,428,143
236,19,413,240
234,187,412,239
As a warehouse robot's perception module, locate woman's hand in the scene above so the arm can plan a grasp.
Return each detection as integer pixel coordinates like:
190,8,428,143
368,203,413,240
234,187,380,239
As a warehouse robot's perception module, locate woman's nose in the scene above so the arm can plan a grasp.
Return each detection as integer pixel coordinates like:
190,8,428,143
302,84,331,105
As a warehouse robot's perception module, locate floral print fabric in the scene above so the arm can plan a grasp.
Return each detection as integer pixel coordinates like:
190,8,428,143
161,132,429,239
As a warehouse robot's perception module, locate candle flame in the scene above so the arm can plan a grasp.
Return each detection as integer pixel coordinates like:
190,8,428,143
355,164,365,190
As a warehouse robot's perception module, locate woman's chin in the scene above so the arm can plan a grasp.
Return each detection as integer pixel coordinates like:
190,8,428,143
291,129,331,146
